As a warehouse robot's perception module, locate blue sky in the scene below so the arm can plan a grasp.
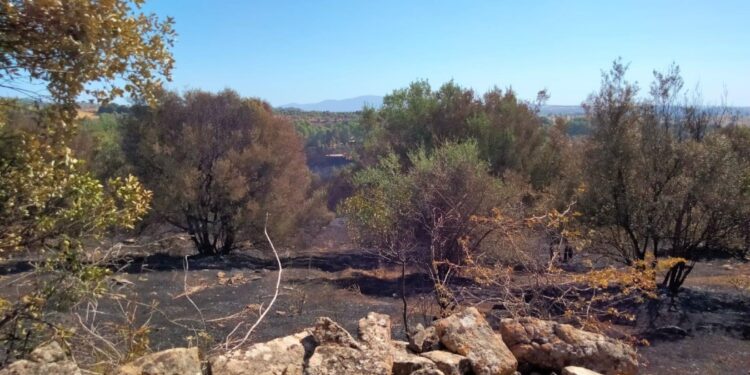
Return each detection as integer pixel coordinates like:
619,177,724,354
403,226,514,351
63,1,750,106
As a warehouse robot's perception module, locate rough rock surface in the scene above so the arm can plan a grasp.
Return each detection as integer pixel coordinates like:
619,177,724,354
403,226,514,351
116,347,201,375
306,314,392,375
310,317,360,349
499,317,638,375
358,312,392,353
391,341,437,375
209,331,315,375
306,345,376,374
356,312,394,374
0,342,80,375
2,311,639,375
411,369,446,375
420,350,471,375
408,324,441,353
434,307,517,375
562,366,603,375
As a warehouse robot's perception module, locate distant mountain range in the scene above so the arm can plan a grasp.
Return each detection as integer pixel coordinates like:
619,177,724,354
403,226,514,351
280,95,383,112
280,95,589,115
279,96,750,117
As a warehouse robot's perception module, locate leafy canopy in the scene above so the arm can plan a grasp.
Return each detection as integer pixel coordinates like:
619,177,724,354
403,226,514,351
0,0,175,111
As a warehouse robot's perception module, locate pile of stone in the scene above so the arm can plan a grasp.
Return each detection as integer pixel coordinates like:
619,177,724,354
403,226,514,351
210,307,637,375
0,307,639,375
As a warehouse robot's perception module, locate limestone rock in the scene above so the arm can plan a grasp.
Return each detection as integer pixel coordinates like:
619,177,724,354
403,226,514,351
28,342,67,364
356,312,393,374
391,341,437,375
408,324,441,353
421,351,471,375
499,317,637,375
209,331,315,375
116,347,201,375
358,312,392,353
433,307,517,375
411,369,446,375
306,345,388,375
306,314,392,375
310,317,360,349
562,366,603,375
0,342,80,375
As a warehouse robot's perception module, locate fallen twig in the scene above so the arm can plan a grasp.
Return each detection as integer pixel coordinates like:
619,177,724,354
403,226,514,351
224,213,283,350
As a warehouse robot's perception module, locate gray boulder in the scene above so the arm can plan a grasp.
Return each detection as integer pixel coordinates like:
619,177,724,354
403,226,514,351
408,324,441,353
420,350,471,375
499,317,637,375
0,342,80,375
209,331,315,375
116,347,201,375
433,307,517,375
306,313,392,375
391,341,437,375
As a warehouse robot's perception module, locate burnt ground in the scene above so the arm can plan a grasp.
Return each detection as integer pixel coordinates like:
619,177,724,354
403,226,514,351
1,218,749,374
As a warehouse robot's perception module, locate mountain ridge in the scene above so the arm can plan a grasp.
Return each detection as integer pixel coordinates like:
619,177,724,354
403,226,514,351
279,95,750,116
279,95,383,112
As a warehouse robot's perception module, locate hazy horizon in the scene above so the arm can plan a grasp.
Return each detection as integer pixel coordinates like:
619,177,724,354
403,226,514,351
2,1,749,107
131,0,750,107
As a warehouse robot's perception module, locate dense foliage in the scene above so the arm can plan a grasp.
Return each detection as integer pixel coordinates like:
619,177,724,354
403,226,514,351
124,90,331,255
341,141,505,312
0,0,172,361
581,61,750,264
0,0,175,110
357,80,562,188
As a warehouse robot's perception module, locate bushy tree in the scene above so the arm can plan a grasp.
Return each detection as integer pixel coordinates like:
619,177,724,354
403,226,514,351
341,141,503,314
71,113,131,181
359,80,558,188
126,90,330,256
581,60,750,266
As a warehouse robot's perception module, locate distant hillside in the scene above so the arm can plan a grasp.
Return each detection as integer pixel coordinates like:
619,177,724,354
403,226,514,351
278,96,750,118
281,96,585,115
280,95,383,112
539,105,585,116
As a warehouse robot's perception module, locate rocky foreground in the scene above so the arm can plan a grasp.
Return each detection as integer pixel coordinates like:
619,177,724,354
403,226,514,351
0,307,638,375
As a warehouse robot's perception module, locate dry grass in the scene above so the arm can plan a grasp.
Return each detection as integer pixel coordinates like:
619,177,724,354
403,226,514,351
76,109,99,120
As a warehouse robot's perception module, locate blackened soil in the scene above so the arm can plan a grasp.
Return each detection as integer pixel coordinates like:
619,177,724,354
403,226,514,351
0,219,748,374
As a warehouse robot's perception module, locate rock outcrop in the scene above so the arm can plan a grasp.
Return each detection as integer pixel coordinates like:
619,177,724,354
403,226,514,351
433,307,518,375
408,324,441,353
306,313,394,375
499,317,638,375
209,331,315,375
391,341,437,375
0,342,80,375
2,309,639,375
420,350,471,375
310,317,361,349
562,366,603,375
117,347,201,375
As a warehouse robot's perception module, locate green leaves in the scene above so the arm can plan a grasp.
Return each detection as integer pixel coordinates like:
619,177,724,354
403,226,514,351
341,141,502,264
0,116,152,254
0,0,175,114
